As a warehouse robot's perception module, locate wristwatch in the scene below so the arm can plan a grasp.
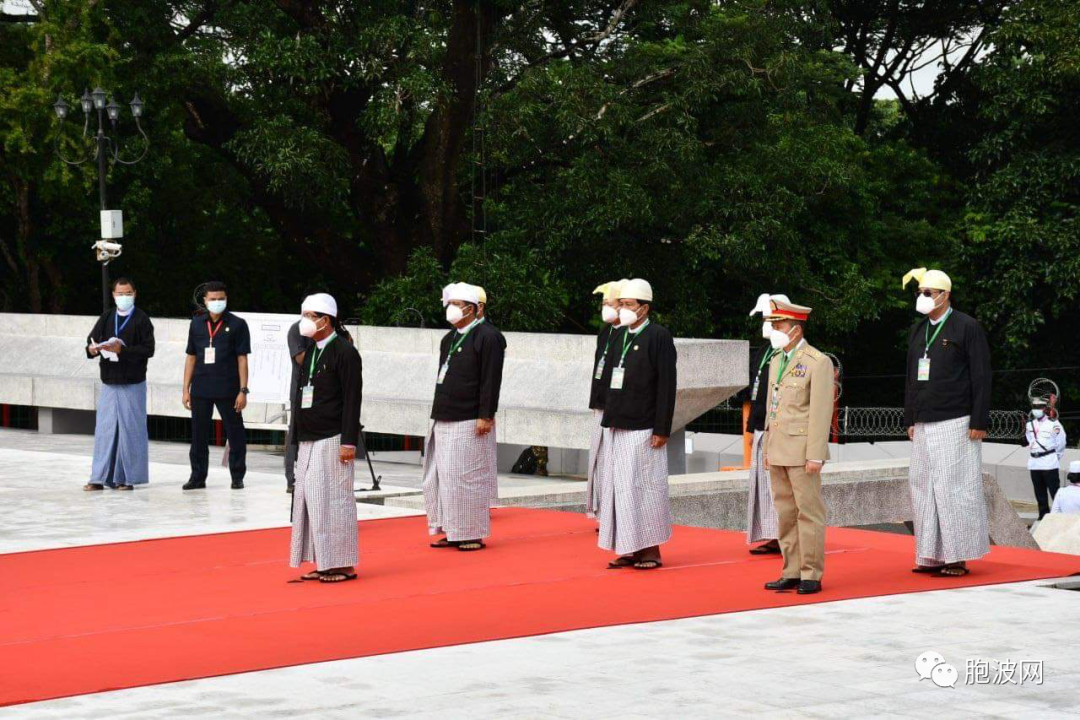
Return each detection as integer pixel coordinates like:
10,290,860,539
240,387,250,395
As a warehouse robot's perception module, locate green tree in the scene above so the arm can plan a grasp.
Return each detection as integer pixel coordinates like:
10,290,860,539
958,0,1080,367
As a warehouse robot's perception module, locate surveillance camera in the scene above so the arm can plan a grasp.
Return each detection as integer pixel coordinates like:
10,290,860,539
93,240,123,262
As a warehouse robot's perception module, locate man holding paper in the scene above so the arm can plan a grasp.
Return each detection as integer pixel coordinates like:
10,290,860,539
84,278,155,490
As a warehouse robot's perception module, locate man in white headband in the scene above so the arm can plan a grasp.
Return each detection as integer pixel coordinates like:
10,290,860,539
288,293,363,583
594,278,676,570
742,293,789,555
584,279,626,521
902,268,992,577
423,282,506,551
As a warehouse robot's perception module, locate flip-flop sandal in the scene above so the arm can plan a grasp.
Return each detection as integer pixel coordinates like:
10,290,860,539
607,556,636,569
319,572,358,583
117,485,133,491
936,564,970,577
300,571,324,581
430,538,459,548
457,541,485,552
83,484,103,491
633,560,663,570
749,543,781,555
911,566,942,574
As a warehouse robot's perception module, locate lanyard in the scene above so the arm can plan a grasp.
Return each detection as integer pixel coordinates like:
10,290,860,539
757,347,777,378
923,308,952,357
602,325,617,355
618,320,650,367
115,311,132,337
207,318,225,347
307,334,336,382
774,347,796,384
448,318,485,358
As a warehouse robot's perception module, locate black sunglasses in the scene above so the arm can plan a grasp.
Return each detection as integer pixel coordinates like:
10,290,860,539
916,289,942,298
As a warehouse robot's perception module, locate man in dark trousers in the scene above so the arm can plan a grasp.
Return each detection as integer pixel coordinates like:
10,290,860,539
285,319,313,493
84,277,155,490
1025,397,1066,519
182,281,251,490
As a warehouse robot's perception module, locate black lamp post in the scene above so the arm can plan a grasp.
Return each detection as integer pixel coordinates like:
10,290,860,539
52,86,149,312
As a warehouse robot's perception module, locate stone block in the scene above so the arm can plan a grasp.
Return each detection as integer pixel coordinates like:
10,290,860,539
1032,513,1080,555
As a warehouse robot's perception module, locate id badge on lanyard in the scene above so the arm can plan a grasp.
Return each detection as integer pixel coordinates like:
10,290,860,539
750,374,761,402
437,362,449,385
301,384,314,409
917,356,931,382
205,319,223,365
594,355,606,380
610,366,625,390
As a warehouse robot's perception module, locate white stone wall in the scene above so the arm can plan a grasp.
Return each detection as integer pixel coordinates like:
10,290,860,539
0,313,748,449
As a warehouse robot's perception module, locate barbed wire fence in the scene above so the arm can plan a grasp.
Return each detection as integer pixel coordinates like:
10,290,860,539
836,407,1028,440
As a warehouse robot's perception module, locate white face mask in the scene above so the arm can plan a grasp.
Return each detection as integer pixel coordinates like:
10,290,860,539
298,316,323,338
601,305,619,324
618,307,640,327
761,321,772,339
446,304,467,325
769,329,791,350
206,299,227,315
1032,409,1045,419
114,295,135,312
916,292,941,315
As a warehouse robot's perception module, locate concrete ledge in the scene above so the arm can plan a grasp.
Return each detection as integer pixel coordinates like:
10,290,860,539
395,459,1039,550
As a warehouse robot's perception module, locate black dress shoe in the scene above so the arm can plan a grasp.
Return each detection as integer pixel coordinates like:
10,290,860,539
797,580,822,594
764,577,801,591
231,480,245,490
182,480,206,490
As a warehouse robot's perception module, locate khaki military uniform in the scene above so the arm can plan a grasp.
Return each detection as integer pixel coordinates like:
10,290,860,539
764,341,835,582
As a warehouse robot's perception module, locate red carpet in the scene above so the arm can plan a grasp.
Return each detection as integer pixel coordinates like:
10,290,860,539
2,508,1078,706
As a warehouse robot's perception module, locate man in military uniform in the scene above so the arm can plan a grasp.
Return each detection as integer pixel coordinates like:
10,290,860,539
762,299,834,595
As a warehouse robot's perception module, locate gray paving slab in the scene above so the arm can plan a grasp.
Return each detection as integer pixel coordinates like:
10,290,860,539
1,428,1075,718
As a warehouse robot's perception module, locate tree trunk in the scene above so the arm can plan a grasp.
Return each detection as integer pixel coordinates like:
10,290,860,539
12,178,42,313
413,0,496,266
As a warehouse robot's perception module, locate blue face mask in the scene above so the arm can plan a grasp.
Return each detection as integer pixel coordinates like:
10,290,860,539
206,299,227,315
114,295,135,312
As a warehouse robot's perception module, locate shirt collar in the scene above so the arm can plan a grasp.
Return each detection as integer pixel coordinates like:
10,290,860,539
929,307,952,325
457,317,482,334
116,307,133,317
786,338,806,358
315,331,337,349
628,318,650,335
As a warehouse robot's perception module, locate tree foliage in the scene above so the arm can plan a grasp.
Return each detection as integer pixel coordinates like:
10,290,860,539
1,0,1076,412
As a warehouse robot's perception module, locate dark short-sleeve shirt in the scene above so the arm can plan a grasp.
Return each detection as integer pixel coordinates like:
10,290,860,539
286,321,313,397
285,321,313,443
186,311,251,398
